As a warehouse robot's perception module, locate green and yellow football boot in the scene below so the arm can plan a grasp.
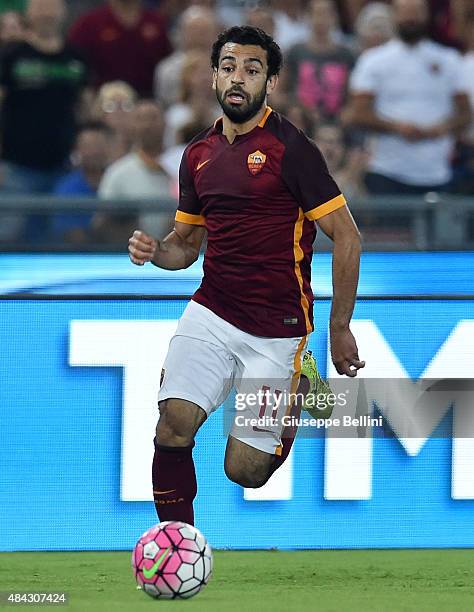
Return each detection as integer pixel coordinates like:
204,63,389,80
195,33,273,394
300,350,334,419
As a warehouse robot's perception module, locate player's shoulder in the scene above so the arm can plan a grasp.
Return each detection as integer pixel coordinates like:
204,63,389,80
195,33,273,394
266,110,316,151
182,124,218,159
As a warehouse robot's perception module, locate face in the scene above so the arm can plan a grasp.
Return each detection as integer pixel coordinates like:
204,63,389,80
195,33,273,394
0,11,24,43
100,92,135,133
394,0,428,43
310,0,336,36
132,102,164,149
314,125,344,170
246,9,275,38
182,14,217,52
76,130,111,172
26,0,65,35
213,43,277,124
187,61,214,99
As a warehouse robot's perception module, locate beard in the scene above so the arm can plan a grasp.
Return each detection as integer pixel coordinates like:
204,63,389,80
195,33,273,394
216,83,267,124
397,22,427,44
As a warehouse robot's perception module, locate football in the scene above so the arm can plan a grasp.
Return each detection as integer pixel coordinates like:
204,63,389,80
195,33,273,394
132,521,213,599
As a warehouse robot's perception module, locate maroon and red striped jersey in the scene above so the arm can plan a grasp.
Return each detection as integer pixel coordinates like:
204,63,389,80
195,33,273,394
176,107,346,338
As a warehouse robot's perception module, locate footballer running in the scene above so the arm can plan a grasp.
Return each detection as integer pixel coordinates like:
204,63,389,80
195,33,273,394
128,26,364,525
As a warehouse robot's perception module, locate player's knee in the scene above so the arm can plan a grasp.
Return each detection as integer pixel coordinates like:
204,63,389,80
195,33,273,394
224,459,270,489
156,399,203,447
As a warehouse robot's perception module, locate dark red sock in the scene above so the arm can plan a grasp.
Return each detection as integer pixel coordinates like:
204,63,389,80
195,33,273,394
271,376,308,474
152,440,197,525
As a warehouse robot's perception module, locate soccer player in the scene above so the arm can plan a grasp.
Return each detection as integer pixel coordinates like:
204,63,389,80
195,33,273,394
128,26,364,525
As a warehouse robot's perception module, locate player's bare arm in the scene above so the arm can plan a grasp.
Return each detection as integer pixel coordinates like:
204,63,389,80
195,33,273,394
128,222,206,270
317,205,365,377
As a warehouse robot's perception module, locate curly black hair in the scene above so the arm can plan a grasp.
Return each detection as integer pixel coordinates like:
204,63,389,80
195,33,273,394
210,25,283,79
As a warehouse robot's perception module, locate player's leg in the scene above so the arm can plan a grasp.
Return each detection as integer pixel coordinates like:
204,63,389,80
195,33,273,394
224,377,309,487
224,335,307,487
152,398,206,525
153,311,234,524
224,436,273,488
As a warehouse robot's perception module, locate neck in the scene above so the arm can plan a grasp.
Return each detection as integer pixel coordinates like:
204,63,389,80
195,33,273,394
310,33,334,52
283,6,300,20
222,105,269,144
138,146,162,167
83,168,104,190
27,30,62,51
109,0,142,24
399,38,424,46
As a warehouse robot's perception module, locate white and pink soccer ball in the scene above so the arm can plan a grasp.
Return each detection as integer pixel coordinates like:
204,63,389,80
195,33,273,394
132,521,213,599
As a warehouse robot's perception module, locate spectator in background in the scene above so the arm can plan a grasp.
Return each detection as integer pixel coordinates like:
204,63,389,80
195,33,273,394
69,0,172,97
276,103,315,135
245,6,275,38
0,0,90,244
285,0,355,122
94,100,172,243
453,6,474,194
314,122,368,198
163,50,220,149
0,0,88,194
93,80,137,160
340,0,469,49
154,5,218,108
51,122,113,243
160,117,210,195
0,10,25,46
270,0,311,51
345,0,471,195
354,2,394,52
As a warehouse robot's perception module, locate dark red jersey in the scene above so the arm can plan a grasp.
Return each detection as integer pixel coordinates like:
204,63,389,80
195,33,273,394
176,107,346,338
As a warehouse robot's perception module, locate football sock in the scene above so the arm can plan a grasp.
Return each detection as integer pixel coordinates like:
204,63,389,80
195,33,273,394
271,375,309,474
152,439,197,525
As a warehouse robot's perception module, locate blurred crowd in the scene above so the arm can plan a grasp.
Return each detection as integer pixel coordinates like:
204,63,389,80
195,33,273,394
0,0,472,245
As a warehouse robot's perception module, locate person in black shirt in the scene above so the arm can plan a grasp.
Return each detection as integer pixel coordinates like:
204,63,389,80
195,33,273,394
0,0,88,240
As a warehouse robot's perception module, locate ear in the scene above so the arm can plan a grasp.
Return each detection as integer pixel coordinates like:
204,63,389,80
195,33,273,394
266,74,278,96
212,68,217,91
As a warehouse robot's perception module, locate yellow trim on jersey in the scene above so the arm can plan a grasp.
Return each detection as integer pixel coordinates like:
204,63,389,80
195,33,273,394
275,335,307,456
175,210,206,226
305,194,347,221
293,208,313,334
258,106,273,128
214,106,272,130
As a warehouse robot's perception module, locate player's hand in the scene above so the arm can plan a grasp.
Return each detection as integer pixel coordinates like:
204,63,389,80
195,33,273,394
330,326,365,377
128,230,158,266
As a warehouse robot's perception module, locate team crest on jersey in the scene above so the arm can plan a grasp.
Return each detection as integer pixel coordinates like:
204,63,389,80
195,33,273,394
247,150,267,175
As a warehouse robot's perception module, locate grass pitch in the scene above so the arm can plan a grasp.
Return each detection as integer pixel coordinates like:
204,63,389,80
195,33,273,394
0,550,473,611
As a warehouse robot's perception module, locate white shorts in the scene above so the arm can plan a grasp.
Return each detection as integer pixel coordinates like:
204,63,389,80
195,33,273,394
158,300,307,454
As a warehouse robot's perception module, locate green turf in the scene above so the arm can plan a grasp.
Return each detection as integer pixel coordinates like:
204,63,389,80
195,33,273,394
0,550,473,611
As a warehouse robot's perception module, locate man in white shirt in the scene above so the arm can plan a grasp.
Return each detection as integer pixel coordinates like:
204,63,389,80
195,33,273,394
94,100,172,243
345,0,471,194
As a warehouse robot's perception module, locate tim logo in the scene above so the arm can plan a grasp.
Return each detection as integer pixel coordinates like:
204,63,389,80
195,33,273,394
247,150,267,175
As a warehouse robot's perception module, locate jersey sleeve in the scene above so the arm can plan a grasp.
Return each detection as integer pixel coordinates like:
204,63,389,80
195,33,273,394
175,150,205,226
281,130,346,221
